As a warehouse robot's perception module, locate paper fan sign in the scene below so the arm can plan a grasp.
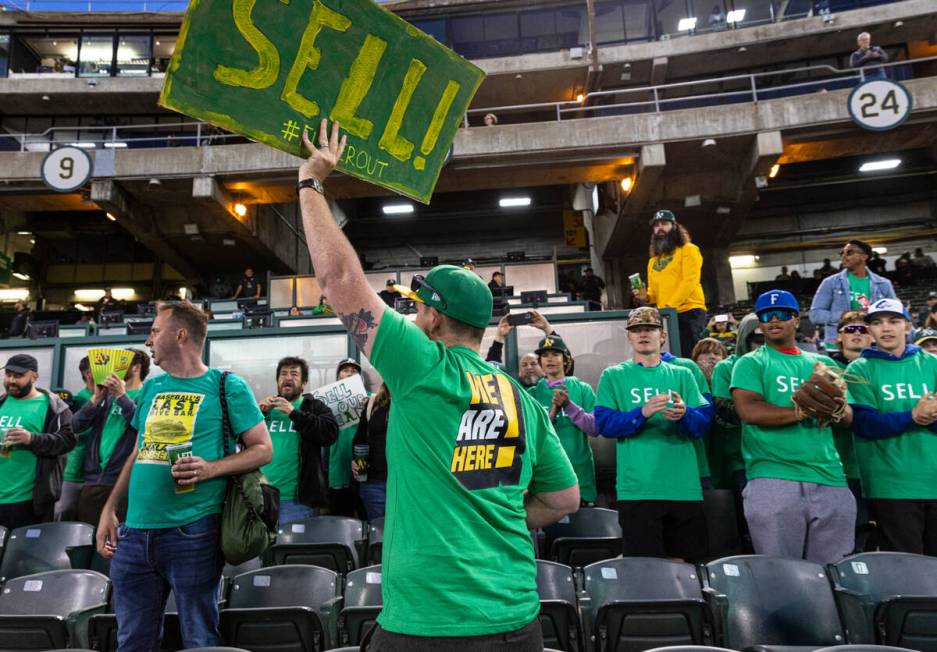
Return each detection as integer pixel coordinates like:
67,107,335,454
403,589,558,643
89,348,136,385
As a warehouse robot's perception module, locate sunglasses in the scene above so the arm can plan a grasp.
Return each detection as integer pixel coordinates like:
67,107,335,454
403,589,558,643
411,275,447,310
839,324,869,334
758,309,797,323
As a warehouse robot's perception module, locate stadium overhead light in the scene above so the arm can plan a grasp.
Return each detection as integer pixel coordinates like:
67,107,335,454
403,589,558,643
769,163,780,178
576,93,585,103
873,247,888,254
620,178,633,192
859,159,901,172
104,142,128,148
12,272,30,281
69,142,96,149
74,288,136,301
105,212,117,222
499,196,531,208
16,231,31,236
729,255,759,268
677,17,697,31
726,9,746,23
382,203,414,215
233,203,248,217
0,289,29,301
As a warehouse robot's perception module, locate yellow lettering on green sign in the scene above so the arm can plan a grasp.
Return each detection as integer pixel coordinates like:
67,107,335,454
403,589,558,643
281,0,352,118
330,33,387,139
213,0,280,90
415,79,460,170
378,57,426,162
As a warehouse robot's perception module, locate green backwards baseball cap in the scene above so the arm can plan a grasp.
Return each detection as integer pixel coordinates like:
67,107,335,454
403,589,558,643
394,265,492,329
535,334,570,356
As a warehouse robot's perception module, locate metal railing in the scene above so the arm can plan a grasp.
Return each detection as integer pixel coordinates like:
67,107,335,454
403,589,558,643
0,55,931,153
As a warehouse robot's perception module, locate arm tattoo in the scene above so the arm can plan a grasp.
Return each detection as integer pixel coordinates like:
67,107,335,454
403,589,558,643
339,309,377,351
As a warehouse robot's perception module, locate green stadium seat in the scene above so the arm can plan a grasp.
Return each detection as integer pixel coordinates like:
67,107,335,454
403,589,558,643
702,490,743,560
581,557,708,652
535,560,582,652
338,564,382,646
0,569,109,650
220,564,341,652
830,552,937,651
703,555,846,651
0,522,95,582
268,516,364,573
543,507,622,567
367,518,383,565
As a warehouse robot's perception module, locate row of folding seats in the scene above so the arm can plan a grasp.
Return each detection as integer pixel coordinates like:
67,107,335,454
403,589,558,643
0,493,740,586
0,517,386,583
540,553,937,652
2,553,935,652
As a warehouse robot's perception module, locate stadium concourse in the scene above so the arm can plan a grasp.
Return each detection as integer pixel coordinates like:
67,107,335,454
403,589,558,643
1,0,937,649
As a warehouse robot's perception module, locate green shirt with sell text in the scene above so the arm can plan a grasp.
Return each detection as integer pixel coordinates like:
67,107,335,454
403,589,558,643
596,360,707,501
846,349,937,498
0,394,49,503
263,398,303,501
730,346,846,487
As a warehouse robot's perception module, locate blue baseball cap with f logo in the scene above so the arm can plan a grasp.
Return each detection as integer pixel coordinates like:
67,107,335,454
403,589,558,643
755,289,800,315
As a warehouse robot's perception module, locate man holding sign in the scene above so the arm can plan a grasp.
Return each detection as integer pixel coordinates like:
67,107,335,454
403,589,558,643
296,120,579,650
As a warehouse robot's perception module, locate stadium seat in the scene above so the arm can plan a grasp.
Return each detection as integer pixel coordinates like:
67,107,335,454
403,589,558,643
220,564,341,652
813,646,920,652
367,518,383,565
0,522,95,582
830,552,937,651
581,557,708,652
542,507,622,567
338,564,382,646
535,560,582,652
702,490,743,559
268,516,364,573
645,647,736,652
178,648,251,651
0,525,7,565
0,569,109,650
702,555,846,651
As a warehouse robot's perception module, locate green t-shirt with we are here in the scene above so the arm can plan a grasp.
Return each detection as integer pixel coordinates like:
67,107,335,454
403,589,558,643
846,350,937,499
730,345,846,487
596,360,707,501
369,307,577,637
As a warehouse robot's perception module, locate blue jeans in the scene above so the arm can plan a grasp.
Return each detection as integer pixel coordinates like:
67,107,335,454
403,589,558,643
359,481,387,521
110,513,224,652
278,499,314,525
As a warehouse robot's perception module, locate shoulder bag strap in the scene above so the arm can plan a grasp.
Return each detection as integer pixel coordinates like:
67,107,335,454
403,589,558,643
219,371,262,523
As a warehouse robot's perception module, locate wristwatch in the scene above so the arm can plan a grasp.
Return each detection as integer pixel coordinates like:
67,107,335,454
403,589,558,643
297,177,324,195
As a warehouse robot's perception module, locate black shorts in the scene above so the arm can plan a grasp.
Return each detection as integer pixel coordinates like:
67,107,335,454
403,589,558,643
617,500,709,561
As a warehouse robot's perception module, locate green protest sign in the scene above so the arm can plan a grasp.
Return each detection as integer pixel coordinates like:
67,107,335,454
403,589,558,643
159,0,485,203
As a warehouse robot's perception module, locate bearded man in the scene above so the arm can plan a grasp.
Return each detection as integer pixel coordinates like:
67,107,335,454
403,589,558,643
635,210,708,353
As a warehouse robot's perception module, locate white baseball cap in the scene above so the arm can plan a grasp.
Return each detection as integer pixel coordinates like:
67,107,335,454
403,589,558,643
864,298,910,322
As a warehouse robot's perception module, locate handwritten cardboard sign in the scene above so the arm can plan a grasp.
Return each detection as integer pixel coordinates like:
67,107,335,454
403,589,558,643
159,0,485,203
312,373,367,429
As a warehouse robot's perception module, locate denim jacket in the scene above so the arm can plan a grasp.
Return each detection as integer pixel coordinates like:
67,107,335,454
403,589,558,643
809,269,896,343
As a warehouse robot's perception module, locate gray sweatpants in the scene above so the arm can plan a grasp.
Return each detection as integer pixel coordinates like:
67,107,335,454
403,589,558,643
743,477,856,564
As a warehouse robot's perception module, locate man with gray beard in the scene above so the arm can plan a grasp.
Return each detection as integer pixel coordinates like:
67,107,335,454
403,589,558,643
635,210,708,353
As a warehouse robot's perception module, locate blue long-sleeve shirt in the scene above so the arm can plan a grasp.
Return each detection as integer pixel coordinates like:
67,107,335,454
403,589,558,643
595,403,710,440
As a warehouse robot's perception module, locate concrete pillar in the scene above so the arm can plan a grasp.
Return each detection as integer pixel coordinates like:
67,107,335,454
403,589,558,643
704,247,737,306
